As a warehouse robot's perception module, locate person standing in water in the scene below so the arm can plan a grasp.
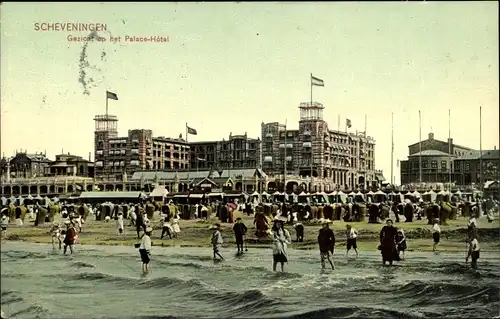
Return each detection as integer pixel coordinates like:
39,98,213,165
345,224,358,258
233,217,248,255
116,212,124,235
211,223,224,260
139,227,152,275
272,217,291,272
379,219,399,265
396,228,407,260
466,233,480,270
318,220,335,270
63,221,77,255
432,218,441,252
1,213,9,238
293,221,304,242
161,216,173,239
49,221,62,250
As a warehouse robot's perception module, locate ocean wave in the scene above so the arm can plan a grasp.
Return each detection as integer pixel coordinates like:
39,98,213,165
277,306,432,319
71,261,96,269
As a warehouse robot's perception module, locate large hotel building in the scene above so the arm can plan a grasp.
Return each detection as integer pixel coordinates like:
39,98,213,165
261,101,379,189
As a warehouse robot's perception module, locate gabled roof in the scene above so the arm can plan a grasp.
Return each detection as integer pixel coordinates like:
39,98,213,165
196,177,219,187
408,150,450,157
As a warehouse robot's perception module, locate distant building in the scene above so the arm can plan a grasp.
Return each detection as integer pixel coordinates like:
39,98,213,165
47,153,94,177
3,152,52,178
93,114,190,180
261,101,379,191
399,132,499,186
189,132,262,171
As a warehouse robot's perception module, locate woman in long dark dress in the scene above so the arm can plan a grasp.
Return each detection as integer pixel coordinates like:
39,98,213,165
379,219,399,265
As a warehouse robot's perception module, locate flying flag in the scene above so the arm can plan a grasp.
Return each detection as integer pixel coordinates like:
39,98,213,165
106,91,118,100
311,75,324,87
186,125,197,135
346,119,352,128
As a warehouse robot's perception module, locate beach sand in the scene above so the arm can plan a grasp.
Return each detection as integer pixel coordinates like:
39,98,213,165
2,212,499,253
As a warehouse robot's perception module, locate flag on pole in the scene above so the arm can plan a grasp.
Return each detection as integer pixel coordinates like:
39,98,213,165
311,75,324,87
106,91,118,100
186,124,197,135
346,119,352,128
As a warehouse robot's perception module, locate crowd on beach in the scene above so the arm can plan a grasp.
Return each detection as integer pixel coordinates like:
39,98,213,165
1,195,497,276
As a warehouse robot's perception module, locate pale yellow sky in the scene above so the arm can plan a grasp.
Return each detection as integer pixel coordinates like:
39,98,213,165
1,2,498,184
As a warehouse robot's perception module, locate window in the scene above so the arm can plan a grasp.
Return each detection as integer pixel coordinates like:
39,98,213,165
422,160,428,168
441,161,447,169
465,163,470,172
431,161,438,169
476,162,480,170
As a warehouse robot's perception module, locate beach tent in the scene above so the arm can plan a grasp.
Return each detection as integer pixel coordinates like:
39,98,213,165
149,186,169,199
410,191,421,198
422,190,437,202
250,191,259,197
16,195,24,205
26,194,33,200
273,191,282,196
347,191,356,196
261,191,270,198
51,196,59,203
1,196,6,205
373,190,387,203
436,190,450,202
43,196,51,205
366,190,375,196
9,195,16,205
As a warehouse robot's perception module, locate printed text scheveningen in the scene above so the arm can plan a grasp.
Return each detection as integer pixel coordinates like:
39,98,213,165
34,22,107,32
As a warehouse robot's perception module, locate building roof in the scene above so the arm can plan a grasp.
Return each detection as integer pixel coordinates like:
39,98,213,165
455,149,499,160
408,150,450,157
131,168,266,182
79,191,147,200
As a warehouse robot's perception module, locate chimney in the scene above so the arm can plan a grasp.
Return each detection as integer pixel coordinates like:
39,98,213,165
89,152,91,161
428,133,434,140
495,146,497,150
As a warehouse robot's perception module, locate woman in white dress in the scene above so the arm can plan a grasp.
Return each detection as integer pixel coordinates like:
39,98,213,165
271,217,291,272
172,218,181,238
116,212,124,234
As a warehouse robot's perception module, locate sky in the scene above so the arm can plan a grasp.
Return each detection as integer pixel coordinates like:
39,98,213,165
1,2,498,184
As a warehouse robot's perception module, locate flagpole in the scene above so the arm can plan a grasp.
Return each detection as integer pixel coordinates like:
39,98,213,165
419,110,422,184
391,112,394,185
106,94,109,117
448,109,451,188
310,73,313,104
479,106,483,193
284,120,287,193
186,123,190,186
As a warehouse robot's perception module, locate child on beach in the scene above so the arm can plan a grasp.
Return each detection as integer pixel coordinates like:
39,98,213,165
139,227,153,275
161,217,173,239
172,218,181,238
49,221,62,250
116,212,124,235
211,223,224,260
346,224,359,257
466,233,480,270
396,228,407,259
432,219,441,252
1,214,9,237
63,220,77,255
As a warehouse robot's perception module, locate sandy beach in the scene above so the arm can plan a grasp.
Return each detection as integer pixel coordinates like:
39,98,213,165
2,213,499,253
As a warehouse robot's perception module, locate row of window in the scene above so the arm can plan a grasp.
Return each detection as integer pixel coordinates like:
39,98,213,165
404,160,482,172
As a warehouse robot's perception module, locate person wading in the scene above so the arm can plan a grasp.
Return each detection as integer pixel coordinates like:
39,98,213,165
318,219,335,270
271,217,291,272
63,221,77,255
211,223,224,260
432,218,441,252
466,233,480,270
138,227,152,275
1,213,9,238
345,224,358,258
293,221,304,242
396,228,407,260
379,219,399,265
49,221,62,250
233,217,248,255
